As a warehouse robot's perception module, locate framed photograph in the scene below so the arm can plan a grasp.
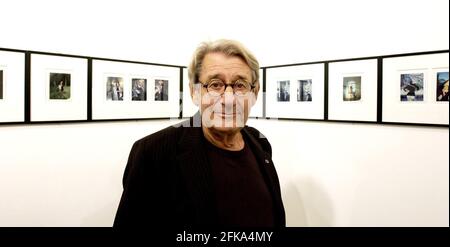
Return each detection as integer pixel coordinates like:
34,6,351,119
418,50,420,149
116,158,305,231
131,78,147,101
0,50,25,123
49,72,71,100
277,80,291,102
435,71,448,102
400,72,424,102
154,78,169,101
383,52,449,125
297,79,313,102
328,59,378,122
343,76,361,101
30,54,88,122
106,76,125,101
265,63,325,119
92,60,180,120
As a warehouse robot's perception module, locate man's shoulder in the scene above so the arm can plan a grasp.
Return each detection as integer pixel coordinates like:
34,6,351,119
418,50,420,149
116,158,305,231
244,125,268,140
243,125,272,155
133,120,189,150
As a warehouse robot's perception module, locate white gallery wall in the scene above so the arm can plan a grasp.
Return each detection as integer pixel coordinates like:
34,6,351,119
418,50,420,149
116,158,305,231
0,0,448,226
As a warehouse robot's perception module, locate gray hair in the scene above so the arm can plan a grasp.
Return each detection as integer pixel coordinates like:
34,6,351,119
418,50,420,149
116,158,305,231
188,39,260,87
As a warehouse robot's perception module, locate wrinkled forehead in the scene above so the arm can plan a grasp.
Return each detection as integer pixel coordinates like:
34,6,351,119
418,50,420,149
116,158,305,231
200,53,252,81
203,62,248,72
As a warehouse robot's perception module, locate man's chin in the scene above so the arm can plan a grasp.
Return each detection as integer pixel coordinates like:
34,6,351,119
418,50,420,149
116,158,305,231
203,125,244,136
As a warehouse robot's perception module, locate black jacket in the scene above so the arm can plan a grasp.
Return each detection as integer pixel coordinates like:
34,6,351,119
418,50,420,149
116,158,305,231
113,114,285,228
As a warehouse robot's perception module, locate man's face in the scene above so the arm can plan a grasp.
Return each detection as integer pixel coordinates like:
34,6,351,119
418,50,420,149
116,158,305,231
304,83,311,92
155,81,162,92
195,52,257,133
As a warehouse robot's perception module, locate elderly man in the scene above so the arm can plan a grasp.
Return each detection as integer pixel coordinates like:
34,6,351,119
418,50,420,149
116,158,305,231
113,39,285,227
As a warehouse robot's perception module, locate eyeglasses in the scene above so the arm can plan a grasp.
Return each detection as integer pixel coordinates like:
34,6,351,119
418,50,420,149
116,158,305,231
199,79,255,96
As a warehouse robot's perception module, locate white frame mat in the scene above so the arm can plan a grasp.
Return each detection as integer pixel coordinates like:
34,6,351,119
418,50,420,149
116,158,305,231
383,53,449,125
92,60,180,120
266,63,325,119
328,59,378,122
30,54,88,122
0,50,25,123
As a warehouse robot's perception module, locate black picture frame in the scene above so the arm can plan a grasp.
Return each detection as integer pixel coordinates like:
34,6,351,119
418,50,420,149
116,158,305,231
0,48,26,124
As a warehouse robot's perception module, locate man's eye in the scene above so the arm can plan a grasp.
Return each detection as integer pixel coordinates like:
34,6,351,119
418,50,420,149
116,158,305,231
210,82,222,88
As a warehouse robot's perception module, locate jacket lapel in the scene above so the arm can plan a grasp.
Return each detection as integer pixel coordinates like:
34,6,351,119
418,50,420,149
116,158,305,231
175,113,216,226
242,127,286,226
241,127,277,192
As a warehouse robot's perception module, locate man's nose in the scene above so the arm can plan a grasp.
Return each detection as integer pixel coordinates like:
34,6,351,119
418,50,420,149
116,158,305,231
224,84,234,93
221,90,236,106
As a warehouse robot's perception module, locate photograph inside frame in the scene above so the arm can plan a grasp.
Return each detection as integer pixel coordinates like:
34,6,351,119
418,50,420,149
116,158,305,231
106,76,124,101
132,78,147,101
297,79,312,102
277,80,290,102
400,72,424,102
154,79,168,101
343,76,362,101
436,71,449,101
49,72,71,100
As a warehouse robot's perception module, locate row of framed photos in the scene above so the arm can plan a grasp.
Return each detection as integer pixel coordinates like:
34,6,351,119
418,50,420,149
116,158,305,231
0,49,181,123
1,48,448,126
262,52,448,126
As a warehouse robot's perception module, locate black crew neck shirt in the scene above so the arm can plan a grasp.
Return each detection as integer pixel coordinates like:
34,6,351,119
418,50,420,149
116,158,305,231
204,135,274,227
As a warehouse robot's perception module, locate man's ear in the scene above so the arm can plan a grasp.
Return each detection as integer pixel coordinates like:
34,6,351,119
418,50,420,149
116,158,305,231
190,83,201,106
